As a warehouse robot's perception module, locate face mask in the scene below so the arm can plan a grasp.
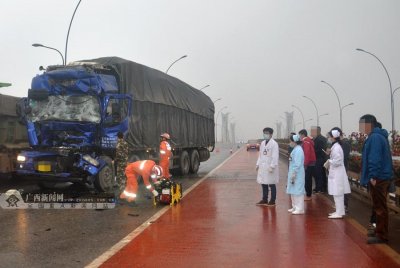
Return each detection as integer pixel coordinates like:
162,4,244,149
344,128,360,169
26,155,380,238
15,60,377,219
263,134,271,140
327,139,333,145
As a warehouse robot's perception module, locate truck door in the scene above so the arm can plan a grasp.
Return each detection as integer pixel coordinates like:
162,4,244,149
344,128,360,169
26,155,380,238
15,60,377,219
101,94,132,149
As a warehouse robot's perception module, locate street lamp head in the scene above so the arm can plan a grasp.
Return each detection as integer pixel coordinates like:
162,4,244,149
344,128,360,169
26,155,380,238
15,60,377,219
181,55,188,59
356,48,364,52
349,102,354,106
32,43,44,47
321,80,325,83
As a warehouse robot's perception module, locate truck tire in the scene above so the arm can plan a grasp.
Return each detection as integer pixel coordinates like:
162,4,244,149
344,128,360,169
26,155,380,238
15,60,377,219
94,156,115,194
178,150,190,176
189,150,200,174
128,154,140,163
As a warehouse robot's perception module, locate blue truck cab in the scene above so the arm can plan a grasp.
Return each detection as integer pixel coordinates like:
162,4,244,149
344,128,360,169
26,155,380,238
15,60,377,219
16,63,132,193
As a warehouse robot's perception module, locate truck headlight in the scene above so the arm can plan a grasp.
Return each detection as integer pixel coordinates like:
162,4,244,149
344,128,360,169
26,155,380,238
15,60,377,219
82,155,100,167
17,155,26,162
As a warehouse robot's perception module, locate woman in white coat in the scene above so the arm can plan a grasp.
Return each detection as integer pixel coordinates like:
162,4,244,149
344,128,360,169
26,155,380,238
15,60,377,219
325,128,351,219
287,134,306,214
256,127,280,206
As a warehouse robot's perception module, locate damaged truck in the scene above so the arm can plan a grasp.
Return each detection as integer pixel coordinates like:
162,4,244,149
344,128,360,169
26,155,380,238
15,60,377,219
16,57,215,193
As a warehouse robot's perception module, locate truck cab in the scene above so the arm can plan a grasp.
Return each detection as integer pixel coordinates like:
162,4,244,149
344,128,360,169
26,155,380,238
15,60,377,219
16,63,132,193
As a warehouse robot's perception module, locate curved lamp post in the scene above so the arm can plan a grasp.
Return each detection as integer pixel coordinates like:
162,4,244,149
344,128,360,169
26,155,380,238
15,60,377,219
166,55,187,74
292,105,305,129
321,80,342,129
65,0,82,65
340,102,354,129
356,48,394,134
32,43,65,65
0,82,12,88
303,95,320,127
213,98,222,104
216,106,227,143
199,85,210,91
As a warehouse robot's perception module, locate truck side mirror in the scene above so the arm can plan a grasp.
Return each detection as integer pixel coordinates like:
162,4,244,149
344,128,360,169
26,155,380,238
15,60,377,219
28,89,49,101
111,102,121,121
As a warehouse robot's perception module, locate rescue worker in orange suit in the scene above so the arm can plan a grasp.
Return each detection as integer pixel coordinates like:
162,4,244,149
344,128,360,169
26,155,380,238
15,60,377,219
159,133,172,179
120,160,163,202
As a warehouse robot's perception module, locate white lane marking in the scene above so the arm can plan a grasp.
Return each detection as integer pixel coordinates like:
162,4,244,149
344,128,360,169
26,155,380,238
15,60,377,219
85,147,243,268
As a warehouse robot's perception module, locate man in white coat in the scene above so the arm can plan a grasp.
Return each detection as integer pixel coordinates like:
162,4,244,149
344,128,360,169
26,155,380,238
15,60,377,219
256,127,280,206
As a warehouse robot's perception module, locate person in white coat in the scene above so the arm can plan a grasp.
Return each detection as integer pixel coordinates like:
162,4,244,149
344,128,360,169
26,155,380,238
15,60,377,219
256,127,280,206
287,134,306,214
324,128,351,219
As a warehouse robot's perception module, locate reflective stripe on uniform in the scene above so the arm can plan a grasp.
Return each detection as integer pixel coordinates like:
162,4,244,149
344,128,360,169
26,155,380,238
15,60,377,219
160,150,166,154
123,190,137,198
146,185,152,189
140,160,147,170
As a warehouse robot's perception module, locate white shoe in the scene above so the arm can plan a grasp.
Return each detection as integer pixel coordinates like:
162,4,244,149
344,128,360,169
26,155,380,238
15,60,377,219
292,210,304,215
152,190,159,197
328,212,336,216
328,214,343,219
288,208,295,213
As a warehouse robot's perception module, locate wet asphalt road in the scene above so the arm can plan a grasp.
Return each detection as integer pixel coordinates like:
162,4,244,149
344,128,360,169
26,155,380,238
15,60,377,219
0,144,237,268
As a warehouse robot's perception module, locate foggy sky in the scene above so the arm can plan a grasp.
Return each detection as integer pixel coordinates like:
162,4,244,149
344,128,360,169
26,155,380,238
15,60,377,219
1,0,400,140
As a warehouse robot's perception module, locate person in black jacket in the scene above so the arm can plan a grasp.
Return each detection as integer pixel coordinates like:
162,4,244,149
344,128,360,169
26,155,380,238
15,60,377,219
341,132,351,212
311,126,327,193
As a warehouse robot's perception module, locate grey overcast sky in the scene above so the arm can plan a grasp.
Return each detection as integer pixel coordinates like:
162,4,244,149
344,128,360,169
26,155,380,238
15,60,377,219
1,0,400,140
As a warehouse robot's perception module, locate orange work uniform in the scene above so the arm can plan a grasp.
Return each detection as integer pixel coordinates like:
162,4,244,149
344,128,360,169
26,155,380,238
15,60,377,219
120,160,160,202
159,140,172,178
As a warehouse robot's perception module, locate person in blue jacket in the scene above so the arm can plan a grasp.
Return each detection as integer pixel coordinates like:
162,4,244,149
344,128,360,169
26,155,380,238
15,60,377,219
287,134,305,215
359,114,393,244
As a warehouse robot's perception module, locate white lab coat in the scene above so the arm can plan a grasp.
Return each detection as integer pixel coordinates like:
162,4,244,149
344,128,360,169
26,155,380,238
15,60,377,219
328,142,351,196
256,138,279,184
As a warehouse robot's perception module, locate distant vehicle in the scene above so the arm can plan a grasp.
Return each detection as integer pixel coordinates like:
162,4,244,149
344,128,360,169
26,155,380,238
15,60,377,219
246,140,260,151
0,94,29,179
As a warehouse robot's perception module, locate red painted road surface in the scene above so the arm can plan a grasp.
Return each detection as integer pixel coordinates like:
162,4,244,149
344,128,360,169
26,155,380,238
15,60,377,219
99,148,400,268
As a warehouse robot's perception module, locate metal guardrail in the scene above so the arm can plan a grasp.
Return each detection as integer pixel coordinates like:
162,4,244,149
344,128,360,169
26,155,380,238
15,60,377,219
278,144,400,213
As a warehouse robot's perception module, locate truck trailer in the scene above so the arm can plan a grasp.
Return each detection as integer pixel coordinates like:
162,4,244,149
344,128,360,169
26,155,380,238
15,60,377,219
16,57,215,193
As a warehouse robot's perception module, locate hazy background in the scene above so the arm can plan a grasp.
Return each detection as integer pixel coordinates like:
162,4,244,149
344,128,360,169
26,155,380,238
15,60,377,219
1,0,400,140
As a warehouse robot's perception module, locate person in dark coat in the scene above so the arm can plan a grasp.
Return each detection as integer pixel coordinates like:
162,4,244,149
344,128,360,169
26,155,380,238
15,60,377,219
311,126,328,193
359,115,393,244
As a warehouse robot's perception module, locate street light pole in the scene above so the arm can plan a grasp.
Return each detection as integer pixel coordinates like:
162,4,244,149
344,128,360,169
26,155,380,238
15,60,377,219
32,43,65,65
166,55,187,74
215,106,227,143
292,105,305,129
199,85,210,91
0,83,12,88
213,98,222,104
65,0,82,65
340,102,354,129
356,48,395,135
303,96,319,126
321,80,342,129
394,86,400,96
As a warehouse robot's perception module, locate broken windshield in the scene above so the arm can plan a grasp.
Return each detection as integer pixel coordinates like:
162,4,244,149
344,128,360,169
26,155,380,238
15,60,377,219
28,95,101,123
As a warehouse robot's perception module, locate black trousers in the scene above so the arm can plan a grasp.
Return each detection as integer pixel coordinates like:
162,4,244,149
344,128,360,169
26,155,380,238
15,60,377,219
305,165,315,197
314,159,326,192
370,180,391,240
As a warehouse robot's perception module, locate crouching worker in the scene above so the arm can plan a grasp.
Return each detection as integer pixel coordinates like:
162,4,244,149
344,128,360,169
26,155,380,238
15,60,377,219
120,160,163,202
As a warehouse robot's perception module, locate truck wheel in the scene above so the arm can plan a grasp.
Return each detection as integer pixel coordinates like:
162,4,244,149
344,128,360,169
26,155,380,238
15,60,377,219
94,156,115,194
189,150,200,174
128,154,140,163
178,151,190,176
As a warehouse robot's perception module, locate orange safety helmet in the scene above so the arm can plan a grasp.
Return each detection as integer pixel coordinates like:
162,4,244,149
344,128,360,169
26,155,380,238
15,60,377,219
160,133,170,140
150,165,163,180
